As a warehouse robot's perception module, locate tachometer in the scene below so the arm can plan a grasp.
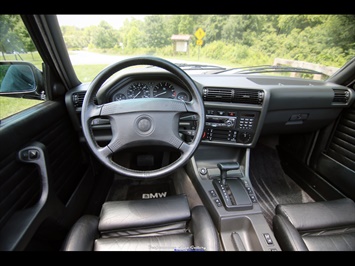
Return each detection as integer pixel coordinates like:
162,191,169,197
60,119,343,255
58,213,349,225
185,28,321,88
153,82,176,99
127,82,150,99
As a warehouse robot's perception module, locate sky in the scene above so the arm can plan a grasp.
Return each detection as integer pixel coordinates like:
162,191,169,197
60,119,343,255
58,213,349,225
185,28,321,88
56,15,147,29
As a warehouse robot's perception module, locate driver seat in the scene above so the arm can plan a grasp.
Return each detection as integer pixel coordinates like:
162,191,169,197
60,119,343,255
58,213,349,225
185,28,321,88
62,194,221,251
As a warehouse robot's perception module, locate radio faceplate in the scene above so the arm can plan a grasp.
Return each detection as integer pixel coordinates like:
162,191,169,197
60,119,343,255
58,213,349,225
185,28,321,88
205,115,236,129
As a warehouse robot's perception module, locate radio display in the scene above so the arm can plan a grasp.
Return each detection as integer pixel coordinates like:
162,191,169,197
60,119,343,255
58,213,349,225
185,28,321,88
206,116,228,123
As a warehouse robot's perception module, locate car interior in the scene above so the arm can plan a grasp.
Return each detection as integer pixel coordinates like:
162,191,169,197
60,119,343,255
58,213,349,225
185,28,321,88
0,14,355,252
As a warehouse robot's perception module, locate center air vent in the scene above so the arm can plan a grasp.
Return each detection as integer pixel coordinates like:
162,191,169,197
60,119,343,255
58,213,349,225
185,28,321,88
332,88,350,104
203,88,234,102
234,89,264,105
203,87,264,105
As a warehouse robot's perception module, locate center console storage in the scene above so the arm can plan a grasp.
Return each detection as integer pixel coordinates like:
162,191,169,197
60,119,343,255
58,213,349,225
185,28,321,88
186,144,280,251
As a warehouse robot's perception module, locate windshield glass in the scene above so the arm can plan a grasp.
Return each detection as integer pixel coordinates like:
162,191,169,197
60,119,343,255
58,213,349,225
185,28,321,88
56,14,355,82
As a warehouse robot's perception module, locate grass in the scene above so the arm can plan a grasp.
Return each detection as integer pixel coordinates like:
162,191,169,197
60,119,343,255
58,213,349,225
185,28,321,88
0,97,43,120
73,64,109,83
1,52,43,70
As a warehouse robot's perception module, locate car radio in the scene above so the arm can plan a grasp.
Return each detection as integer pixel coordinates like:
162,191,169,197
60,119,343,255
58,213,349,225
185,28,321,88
205,115,236,129
204,109,259,144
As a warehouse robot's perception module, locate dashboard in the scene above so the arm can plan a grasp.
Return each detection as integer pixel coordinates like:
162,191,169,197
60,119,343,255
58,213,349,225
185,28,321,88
65,68,355,149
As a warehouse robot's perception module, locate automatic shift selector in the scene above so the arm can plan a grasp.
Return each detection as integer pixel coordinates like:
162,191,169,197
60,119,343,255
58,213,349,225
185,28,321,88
217,162,240,185
213,162,253,211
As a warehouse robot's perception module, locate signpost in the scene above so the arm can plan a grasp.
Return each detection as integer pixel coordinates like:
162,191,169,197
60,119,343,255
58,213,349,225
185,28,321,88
195,28,205,60
194,28,206,41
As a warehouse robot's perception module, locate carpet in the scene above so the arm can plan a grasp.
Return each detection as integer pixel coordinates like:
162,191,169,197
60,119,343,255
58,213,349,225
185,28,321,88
249,143,315,230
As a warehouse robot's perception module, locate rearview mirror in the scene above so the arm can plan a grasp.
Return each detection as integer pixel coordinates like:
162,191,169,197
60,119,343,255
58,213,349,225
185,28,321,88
0,62,43,98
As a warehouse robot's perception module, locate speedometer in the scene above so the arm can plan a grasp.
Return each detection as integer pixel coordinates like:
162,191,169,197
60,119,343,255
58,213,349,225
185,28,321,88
153,82,176,99
127,82,150,99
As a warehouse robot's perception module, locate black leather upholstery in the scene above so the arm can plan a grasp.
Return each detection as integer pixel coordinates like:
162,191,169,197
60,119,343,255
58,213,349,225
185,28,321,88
273,198,355,251
62,194,221,251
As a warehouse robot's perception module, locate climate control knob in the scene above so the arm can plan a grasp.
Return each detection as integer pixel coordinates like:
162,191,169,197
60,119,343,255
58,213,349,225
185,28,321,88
239,132,252,143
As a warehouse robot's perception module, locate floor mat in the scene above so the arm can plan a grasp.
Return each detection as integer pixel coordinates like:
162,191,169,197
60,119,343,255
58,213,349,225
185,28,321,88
106,176,176,201
126,180,176,200
249,143,315,230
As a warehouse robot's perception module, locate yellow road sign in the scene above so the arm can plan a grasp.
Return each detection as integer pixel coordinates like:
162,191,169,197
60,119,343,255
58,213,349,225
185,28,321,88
196,39,203,46
194,28,206,40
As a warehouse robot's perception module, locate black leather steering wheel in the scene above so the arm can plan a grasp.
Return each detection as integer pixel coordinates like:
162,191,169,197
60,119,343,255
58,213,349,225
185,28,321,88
81,56,205,179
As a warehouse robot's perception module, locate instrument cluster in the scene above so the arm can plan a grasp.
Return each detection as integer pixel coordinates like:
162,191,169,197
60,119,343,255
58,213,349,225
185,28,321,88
110,79,190,102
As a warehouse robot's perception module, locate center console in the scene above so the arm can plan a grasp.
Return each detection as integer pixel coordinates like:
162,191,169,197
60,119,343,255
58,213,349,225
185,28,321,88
186,145,281,251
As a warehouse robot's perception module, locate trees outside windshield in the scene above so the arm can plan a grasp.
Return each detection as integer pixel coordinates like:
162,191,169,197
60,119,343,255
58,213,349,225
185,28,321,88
58,15,355,68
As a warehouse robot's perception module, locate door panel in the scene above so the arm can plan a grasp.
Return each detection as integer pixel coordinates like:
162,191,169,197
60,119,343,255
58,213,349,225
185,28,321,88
0,100,94,250
314,102,355,201
324,104,355,171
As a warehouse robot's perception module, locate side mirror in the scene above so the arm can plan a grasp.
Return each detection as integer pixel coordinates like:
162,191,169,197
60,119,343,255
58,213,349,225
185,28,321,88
0,61,44,99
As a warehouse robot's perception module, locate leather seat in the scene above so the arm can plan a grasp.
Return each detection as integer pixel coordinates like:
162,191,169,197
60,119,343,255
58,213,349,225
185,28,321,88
62,194,221,251
272,198,355,251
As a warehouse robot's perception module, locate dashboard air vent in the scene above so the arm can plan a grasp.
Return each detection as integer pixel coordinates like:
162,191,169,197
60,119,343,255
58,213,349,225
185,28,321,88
203,87,264,105
72,92,85,107
72,92,97,107
332,89,350,104
203,88,234,102
234,89,264,105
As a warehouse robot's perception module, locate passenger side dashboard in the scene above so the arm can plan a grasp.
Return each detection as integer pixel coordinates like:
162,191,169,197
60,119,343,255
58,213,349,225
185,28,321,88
191,74,354,147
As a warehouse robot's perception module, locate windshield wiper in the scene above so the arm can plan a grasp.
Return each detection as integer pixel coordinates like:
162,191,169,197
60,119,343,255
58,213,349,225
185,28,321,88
214,65,328,77
173,63,226,71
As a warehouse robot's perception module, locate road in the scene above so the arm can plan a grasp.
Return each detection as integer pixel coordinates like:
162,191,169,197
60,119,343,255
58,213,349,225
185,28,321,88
67,50,220,67
68,51,129,65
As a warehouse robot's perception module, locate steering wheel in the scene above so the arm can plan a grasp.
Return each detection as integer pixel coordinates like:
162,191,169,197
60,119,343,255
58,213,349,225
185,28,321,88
81,56,205,179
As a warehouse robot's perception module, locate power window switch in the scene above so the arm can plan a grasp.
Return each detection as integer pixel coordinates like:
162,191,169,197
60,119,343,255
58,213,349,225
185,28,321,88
263,233,273,245
20,149,40,161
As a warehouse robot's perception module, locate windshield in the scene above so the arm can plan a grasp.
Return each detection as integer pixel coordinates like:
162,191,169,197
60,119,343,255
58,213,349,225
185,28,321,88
3,14,355,82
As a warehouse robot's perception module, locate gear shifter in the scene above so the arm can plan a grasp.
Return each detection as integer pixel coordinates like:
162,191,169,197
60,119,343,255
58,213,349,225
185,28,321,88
212,162,253,211
218,162,240,185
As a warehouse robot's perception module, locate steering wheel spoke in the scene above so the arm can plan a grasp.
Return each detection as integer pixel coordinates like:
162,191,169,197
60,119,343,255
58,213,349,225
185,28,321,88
86,104,102,120
185,101,201,114
178,141,193,154
98,145,113,159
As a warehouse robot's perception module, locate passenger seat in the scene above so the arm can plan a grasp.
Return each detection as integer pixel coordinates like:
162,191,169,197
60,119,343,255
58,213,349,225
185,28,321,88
272,198,355,251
